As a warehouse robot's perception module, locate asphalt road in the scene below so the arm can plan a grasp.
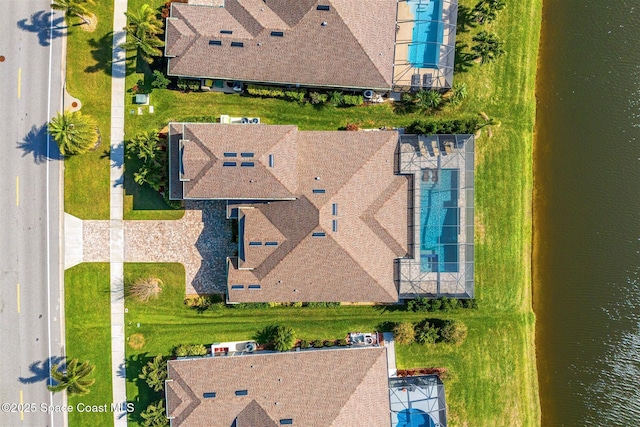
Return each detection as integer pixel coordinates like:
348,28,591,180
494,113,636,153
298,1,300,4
0,1,65,425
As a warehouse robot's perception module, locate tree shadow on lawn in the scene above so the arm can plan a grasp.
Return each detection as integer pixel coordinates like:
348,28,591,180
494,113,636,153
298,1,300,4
17,123,64,164
126,352,160,425
85,31,127,76
19,355,65,384
456,5,478,34
17,10,66,47
454,42,477,74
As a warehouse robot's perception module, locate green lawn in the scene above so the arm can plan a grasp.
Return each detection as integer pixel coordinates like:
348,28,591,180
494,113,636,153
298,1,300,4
64,3,114,219
65,263,113,427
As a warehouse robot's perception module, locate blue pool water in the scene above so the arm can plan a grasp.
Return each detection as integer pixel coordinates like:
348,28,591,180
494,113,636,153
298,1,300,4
420,168,459,272
408,0,444,68
397,408,436,427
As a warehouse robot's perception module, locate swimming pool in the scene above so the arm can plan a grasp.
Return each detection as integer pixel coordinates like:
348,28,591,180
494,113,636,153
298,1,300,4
397,408,437,427
408,0,444,68
420,168,459,272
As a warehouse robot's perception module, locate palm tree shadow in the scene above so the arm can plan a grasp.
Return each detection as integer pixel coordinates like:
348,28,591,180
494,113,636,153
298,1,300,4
454,42,476,73
456,5,477,33
17,10,66,47
85,31,127,76
19,356,65,384
17,124,64,164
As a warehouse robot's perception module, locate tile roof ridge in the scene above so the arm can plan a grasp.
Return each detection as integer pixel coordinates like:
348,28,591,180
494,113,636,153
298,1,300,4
168,4,202,56
167,368,202,423
329,1,390,87
329,347,388,426
261,126,299,194
360,176,408,257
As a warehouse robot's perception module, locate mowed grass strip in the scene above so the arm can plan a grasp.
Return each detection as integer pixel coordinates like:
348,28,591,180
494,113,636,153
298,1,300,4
65,263,112,427
64,1,114,219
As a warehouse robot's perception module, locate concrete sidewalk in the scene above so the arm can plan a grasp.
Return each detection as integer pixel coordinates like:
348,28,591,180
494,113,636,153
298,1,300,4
109,0,128,425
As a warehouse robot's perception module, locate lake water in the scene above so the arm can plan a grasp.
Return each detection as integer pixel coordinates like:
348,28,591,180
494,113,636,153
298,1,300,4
534,1,640,425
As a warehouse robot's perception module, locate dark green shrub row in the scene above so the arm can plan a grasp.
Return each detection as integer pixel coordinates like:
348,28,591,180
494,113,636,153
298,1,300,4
173,344,207,357
246,85,364,107
246,84,307,102
306,302,341,308
407,296,478,312
406,117,481,135
306,338,349,348
177,78,200,92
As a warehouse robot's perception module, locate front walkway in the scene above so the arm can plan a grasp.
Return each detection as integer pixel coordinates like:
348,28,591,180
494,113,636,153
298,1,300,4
109,0,128,425
68,201,234,295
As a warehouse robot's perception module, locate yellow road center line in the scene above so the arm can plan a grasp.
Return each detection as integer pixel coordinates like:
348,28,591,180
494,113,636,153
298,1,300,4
19,389,24,420
18,68,21,99
16,176,19,206
17,284,20,313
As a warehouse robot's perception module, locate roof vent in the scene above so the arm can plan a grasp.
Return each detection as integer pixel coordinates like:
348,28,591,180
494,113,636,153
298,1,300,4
321,21,327,27
209,40,222,46
317,5,330,10
220,30,233,34
270,31,284,37
231,41,244,47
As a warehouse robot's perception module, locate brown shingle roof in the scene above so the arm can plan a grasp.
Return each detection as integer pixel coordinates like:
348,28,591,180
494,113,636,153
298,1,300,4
165,347,390,427
170,123,408,303
172,124,298,200
165,0,396,89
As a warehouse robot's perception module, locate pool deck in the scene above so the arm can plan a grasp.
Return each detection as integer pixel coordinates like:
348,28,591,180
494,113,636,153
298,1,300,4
393,0,458,91
397,134,474,298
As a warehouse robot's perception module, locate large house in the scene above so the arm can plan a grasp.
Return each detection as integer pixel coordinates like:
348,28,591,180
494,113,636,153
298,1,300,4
164,0,460,91
165,343,448,427
168,123,474,303
164,0,397,90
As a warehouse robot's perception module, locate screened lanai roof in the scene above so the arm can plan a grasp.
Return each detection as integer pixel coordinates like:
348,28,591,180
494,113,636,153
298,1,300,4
394,0,458,91
389,375,447,427
397,134,474,299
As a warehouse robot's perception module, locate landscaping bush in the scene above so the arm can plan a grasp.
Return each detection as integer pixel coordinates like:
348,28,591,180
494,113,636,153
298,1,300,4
407,297,431,312
140,399,169,427
341,94,364,106
393,322,416,345
324,340,335,347
184,295,222,311
345,123,360,131
231,302,270,309
337,338,348,347
406,117,481,135
272,326,296,352
173,344,207,357
246,84,286,98
284,89,307,103
151,70,170,89
309,92,328,105
299,339,310,349
428,299,442,312
128,277,163,302
176,78,199,92
328,90,343,106
139,354,167,392
460,298,478,309
440,296,460,312
440,320,468,344
306,302,341,308
415,321,439,345
311,340,324,348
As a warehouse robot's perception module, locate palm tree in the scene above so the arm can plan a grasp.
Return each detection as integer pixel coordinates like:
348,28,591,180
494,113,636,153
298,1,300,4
472,0,506,24
139,354,167,392
141,400,169,427
476,111,501,137
48,358,96,396
48,111,99,156
51,0,95,26
448,81,468,107
123,4,165,64
471,31,505,65
414,89,443,113
126,130,161,162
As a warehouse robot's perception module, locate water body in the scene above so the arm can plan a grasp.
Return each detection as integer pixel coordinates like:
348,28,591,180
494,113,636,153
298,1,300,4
534,1,640,425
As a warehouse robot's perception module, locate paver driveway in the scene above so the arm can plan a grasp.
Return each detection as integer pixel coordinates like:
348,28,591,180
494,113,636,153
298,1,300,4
80,201,235,294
